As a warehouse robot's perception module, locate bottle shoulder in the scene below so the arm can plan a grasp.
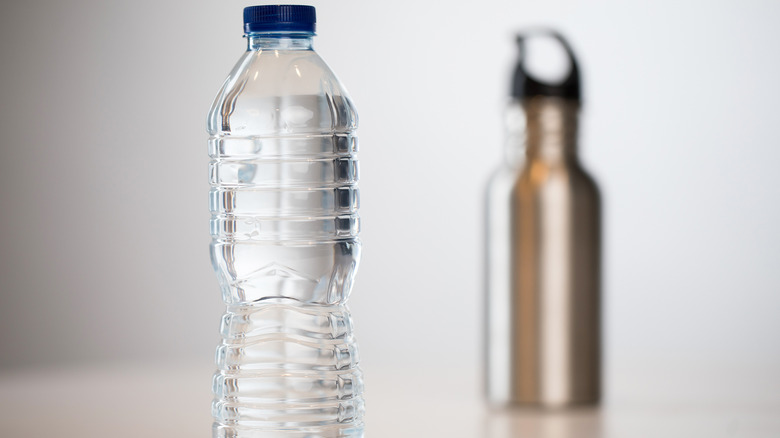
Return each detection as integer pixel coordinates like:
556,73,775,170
207,49,357,137
489,160,598,197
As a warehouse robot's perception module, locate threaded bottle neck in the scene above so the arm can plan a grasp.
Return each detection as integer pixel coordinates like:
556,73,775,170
525,97,579,162
505,97,579,165
247,33,314,51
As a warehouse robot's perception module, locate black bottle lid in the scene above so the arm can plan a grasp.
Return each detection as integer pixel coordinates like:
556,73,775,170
511,30,581,101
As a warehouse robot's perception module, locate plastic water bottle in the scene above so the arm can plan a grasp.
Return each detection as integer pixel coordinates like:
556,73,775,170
207,5,364,437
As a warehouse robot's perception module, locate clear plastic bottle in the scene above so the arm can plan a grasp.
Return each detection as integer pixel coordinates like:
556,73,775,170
207,6,363,437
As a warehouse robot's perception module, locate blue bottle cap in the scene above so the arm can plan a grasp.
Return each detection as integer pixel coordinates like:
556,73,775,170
243,5,316,34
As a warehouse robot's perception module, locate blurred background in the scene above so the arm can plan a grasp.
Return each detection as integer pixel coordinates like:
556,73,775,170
1,0,779,436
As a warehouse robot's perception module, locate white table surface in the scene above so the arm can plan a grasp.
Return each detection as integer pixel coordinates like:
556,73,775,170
1,359,778,437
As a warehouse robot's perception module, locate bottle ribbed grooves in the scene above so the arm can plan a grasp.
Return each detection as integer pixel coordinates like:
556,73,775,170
210,127,363,436
212,304,364,436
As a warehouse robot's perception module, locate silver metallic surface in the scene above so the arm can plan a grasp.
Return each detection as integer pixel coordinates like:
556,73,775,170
486,96,601,407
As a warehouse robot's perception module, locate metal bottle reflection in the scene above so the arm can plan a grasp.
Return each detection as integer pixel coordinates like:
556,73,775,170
486,32,601,407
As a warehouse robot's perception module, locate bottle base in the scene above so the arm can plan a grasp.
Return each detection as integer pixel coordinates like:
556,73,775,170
214,423,365,438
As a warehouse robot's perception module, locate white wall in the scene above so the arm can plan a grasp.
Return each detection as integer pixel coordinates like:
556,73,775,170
1,0,778,394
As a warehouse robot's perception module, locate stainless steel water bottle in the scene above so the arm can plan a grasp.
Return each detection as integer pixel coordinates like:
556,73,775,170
485,31,601,407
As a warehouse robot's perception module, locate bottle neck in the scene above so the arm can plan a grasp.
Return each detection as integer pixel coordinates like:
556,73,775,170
506,97,580,165
246,33,314,51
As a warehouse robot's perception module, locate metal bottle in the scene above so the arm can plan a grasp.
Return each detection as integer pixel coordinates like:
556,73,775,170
485,31,601,407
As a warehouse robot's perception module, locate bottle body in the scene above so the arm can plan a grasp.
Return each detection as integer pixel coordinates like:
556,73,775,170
486,97,600,407
208,33,363,437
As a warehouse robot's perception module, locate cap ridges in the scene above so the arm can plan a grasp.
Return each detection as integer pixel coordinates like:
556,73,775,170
243,5,316,34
